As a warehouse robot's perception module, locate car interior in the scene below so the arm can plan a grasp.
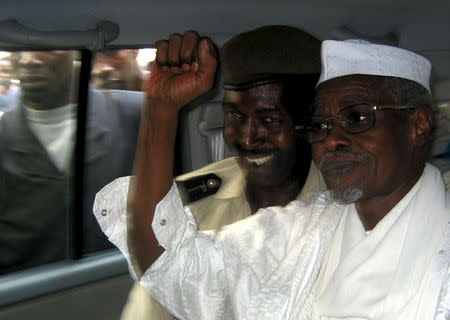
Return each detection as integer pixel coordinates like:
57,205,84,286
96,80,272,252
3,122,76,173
0,1,449,319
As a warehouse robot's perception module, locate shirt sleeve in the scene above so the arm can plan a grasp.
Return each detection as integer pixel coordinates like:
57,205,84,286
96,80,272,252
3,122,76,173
93,176,139,280
93,178,229,320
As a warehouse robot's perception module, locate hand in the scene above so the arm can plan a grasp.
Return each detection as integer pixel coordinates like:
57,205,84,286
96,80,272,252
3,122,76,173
143,30,218,112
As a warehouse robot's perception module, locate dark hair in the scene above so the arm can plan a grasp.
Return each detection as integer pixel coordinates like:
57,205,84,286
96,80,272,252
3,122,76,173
277,73,319,122
380,76,435,158
380,76,432,107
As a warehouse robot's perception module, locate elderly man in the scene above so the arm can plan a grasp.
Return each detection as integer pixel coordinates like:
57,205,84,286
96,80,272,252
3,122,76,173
120,26,326,320
95,36,449,319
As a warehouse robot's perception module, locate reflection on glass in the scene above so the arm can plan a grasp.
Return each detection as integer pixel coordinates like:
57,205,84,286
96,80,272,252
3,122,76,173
0,51,80,274
0,52,20,115
91,48,156,91
82,48,154,255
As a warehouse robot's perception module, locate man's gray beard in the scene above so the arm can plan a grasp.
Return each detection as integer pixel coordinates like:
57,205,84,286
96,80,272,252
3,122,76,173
330,187,364,204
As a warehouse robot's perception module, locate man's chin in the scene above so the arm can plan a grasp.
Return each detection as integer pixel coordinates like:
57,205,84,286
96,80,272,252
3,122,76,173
330,187,364,204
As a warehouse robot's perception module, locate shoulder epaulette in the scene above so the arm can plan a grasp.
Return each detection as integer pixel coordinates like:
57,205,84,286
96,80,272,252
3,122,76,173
177,173,222,204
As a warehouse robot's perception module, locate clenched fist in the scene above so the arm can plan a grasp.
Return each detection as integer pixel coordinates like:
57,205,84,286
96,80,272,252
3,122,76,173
143,30,218,112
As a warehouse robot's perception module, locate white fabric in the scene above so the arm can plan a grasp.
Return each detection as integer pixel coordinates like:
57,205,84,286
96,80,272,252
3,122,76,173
316,164,450,319
25,104,77,172
317,40,432,92
95,179,343,320
93,164,449,320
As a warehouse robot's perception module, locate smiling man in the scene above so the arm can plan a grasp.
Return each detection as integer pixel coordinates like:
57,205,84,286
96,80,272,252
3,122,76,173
95,38,449,319
120,26,326,320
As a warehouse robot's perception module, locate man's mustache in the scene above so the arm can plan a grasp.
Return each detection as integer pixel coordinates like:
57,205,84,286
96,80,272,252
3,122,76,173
318,151,369,170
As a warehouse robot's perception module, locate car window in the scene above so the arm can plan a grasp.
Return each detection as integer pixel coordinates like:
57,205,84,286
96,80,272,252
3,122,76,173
0,47,154,278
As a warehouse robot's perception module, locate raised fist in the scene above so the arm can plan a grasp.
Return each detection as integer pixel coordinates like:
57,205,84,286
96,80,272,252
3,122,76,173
143,30,218,111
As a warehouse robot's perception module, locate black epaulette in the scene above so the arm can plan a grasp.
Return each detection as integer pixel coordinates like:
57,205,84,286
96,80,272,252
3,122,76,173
177,173,222,204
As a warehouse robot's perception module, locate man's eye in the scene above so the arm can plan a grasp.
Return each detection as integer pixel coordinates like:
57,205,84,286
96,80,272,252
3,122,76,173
262,116,282,124
311,121,327,131
226,111,243,120
347,111,371,124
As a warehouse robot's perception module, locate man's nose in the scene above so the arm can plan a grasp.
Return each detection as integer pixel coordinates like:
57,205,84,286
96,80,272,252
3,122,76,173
239,118,260,148
321,121,351,151
18,53,44,66
92,64,115,77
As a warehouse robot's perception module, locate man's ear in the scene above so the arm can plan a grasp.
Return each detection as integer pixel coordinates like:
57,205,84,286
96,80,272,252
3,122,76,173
411,105,434,147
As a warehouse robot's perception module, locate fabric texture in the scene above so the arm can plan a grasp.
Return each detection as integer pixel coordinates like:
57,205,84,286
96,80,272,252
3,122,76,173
220,25,321,89
315,163,450,319
94,163,449,319
95,180,342,320
317,39,432,92
120,157,326,320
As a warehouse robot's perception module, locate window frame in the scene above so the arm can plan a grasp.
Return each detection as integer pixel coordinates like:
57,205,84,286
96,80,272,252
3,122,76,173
0,45,157,307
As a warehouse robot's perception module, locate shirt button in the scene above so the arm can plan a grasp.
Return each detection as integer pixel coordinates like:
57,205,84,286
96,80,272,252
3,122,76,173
160,219,167,226
207,178,220,188
101,209,108,216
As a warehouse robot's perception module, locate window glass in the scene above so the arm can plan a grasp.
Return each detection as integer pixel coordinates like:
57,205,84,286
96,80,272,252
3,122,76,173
82,48,155,255
0,48,157,274
0,50,80,274
90,48,155,91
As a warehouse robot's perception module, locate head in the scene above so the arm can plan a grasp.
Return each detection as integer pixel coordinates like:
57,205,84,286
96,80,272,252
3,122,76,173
223,76,317,187
220,25,321,187
0,78,10,94
11,50,75,109
91,49,143,91
310,40,434,205
0,57,14,80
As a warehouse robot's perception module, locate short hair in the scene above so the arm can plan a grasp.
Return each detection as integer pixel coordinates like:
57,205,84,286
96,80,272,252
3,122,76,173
380,76,435,158
273,73,320,122
380,76,432,107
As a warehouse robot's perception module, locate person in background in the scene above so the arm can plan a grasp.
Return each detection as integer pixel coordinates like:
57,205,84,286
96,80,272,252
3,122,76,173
120,26,326,320
0,56,20,110
91,49,144,91
0,51,143,274
94,35,449,319
0,78,12,112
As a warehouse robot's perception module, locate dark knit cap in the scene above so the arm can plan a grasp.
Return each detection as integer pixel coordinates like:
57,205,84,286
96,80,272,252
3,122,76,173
219,25,321,90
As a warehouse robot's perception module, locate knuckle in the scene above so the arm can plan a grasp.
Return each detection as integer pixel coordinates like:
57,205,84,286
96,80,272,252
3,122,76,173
180,51,192,62
184,30,200,39
169,33,182,42
155,40,168,50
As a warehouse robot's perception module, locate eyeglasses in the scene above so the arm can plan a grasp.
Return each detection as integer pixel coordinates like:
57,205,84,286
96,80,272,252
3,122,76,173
296,103,416,143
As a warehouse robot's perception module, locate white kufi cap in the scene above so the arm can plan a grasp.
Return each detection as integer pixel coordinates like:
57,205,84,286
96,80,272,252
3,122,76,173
317,39,432,92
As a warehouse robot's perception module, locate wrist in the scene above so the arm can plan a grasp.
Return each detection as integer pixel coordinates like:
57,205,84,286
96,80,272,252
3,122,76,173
144,102,180,121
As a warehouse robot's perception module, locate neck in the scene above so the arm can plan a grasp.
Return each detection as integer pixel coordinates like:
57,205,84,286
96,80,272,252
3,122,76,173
355,164,425,230
22,92,70,110
246,174,304,214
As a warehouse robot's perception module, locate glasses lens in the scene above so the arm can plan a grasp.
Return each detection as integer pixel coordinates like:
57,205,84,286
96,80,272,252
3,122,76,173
298,116,327,143
340,103,375,133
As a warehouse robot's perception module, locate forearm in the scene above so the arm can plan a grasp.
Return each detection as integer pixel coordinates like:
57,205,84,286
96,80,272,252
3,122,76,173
126,31,217,275
127,104,179,274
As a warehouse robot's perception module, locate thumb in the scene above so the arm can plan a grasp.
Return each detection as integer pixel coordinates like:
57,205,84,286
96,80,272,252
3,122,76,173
197,38,218,81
